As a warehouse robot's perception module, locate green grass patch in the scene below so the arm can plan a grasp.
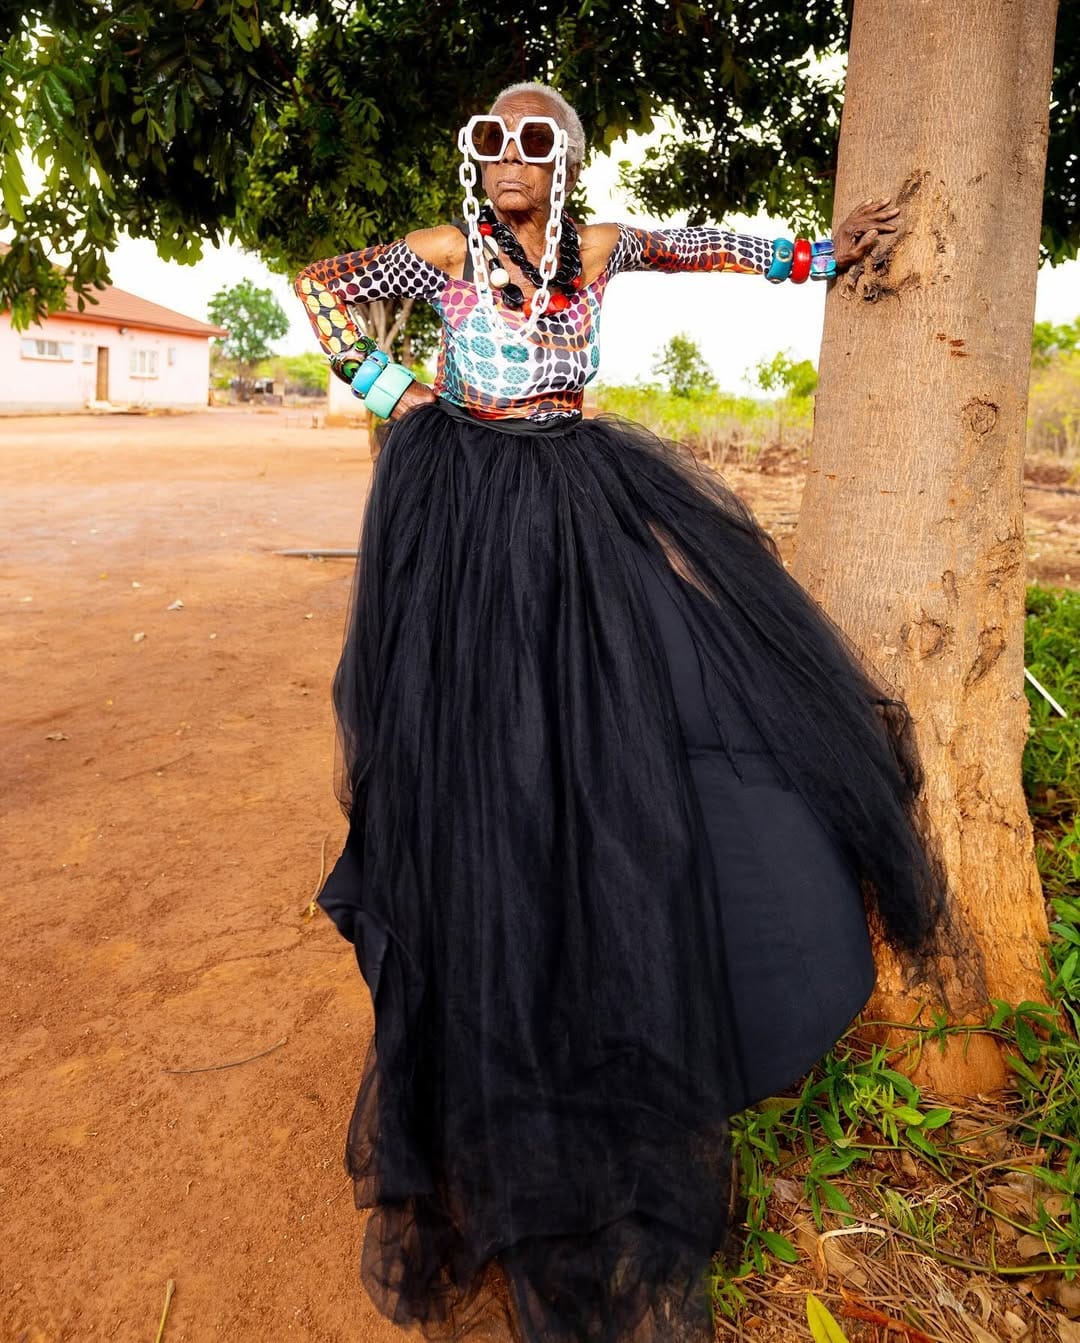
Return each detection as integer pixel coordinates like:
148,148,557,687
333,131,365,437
594,381,814,462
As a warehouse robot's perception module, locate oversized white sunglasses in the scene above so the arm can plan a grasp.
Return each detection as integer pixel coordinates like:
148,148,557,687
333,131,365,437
459,114,568,164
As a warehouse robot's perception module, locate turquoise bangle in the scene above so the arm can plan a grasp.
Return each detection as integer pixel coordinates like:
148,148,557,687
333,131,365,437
766,238,794,284
350,351,389,397
363,362,416,418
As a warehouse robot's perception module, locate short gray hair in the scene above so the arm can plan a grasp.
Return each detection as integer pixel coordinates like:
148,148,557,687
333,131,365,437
491,81,586,171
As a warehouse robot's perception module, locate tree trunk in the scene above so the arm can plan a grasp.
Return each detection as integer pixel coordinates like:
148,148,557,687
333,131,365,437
794,0,1058,1094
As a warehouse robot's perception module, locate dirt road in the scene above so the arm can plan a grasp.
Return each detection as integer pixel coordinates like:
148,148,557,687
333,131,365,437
2,408,1075,1342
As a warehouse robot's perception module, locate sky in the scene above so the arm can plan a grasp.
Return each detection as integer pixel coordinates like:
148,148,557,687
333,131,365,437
18,131,1080,395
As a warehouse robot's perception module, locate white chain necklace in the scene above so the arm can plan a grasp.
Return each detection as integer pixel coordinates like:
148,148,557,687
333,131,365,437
457,127,569,344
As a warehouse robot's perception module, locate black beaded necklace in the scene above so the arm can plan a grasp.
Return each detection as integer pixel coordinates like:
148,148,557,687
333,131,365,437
478,204,582,314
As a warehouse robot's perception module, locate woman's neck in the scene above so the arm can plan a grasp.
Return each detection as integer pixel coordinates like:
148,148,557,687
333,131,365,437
491,206,549,264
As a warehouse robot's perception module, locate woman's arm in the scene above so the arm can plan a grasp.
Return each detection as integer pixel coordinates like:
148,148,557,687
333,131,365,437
293,236,450,358
604,224,775,279
600,199,900,281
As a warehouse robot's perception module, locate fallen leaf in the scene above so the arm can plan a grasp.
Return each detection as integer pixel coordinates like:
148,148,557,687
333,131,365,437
819,1232,869,1290
1016,1234,1047,1259
964,1281,994,1325
807,1292,850,1343
771,1177,803,1204
793,1220,868,1289
44,731,68,741
133,631,146,643
131,580,142,588
963,1320,1001,1343
1053,1280,1080,1317
1001,1309,1028,1340
166,599,184,611
1058,1319,1080,1343
951,1117,1010,1159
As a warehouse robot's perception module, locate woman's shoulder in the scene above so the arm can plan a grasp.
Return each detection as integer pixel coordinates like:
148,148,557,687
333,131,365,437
404,225,468,278
579,222,622,282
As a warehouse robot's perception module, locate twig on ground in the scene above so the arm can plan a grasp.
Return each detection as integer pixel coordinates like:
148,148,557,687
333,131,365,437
302,834,328,918
162,1038,287,1074
154,1278,175,1343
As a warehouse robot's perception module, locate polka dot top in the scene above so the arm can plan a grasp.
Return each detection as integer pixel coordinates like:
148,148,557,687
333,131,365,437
293,224,775,421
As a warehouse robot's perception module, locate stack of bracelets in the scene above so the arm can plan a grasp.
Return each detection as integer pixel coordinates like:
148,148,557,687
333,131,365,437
328,336,416,417
767,236,836,284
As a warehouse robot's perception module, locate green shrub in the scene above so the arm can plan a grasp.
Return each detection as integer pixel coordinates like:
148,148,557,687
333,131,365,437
595,381,812,464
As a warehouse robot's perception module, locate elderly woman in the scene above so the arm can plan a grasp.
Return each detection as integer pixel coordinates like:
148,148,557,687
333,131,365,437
295,81,946,1343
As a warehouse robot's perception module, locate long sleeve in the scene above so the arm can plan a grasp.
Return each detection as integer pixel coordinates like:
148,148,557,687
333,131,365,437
605,223,774,279
293,238,448,358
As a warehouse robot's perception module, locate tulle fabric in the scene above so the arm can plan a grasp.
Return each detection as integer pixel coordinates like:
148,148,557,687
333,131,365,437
316,399,948,1343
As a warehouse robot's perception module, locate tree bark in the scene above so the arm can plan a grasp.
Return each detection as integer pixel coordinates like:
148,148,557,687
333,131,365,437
794,0,1058,1094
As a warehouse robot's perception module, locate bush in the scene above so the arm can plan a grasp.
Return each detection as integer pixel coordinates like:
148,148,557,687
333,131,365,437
595,381,812,464
1028,349,1080,464
651,333,717,398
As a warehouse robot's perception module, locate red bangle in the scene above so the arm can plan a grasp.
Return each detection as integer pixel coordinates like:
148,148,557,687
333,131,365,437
790,238,812,284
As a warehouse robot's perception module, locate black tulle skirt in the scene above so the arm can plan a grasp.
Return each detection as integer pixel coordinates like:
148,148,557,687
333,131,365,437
316,398,947,1343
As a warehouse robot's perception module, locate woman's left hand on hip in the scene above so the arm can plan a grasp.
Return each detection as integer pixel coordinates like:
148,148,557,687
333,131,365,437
389,381,439,421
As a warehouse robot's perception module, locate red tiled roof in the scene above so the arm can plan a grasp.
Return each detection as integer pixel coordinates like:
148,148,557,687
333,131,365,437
60,285,228,338
1,241,228,338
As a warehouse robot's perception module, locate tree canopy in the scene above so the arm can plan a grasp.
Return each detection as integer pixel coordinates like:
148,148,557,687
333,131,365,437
1,0,1076,332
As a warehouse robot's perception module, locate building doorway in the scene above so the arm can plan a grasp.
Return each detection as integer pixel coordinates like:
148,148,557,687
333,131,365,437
96,347,109,401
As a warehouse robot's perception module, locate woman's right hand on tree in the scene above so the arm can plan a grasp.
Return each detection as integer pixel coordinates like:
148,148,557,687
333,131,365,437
833,197,900,270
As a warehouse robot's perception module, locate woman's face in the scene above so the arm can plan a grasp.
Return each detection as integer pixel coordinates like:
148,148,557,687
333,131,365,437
480,93,579,219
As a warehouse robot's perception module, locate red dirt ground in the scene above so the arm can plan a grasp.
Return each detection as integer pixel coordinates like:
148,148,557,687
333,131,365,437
2,408,1076,1343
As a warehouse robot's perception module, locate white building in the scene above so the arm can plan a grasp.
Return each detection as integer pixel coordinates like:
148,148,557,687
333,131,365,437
1,247,227,414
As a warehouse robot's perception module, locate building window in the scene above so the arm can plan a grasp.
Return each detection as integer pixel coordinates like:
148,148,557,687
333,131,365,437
20,338,75,361
130,349,159,378
167,346,177,366
82,345,94,363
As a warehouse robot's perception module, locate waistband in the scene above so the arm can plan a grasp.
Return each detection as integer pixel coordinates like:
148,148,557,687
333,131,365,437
437,396,584,437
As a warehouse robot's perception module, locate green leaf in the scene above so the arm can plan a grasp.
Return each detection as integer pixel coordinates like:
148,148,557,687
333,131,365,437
1015,1017,1042,1063
806,1292,851,1343
921,1107,953,1130
757,1230,799,1263
817,1179,853,1215
894,1105,926,1125
879,1068,919,1103
815,1107,846,1144
1004,1052,1042,1086
42,69,75,118
905,1126,941,1159
1,152,28,222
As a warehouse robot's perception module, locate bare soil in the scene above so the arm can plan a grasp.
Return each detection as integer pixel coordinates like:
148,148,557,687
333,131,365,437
2,408,1075,1343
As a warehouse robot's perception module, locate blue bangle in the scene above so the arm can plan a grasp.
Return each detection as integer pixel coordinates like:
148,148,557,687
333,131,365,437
766,238,794,284
810,238,837,281
363,362,416,418
350,350,389,398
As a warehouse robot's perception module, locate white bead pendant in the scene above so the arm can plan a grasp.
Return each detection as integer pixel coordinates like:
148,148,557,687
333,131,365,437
489,266,510,288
